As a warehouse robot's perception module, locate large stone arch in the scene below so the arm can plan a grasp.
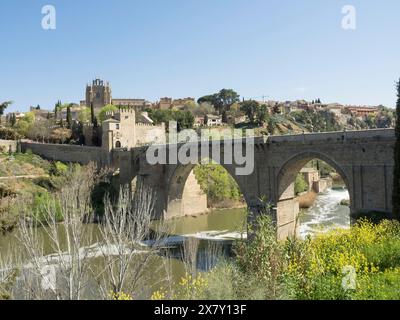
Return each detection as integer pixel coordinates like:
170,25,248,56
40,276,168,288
165,160,250,219
275,150,353,239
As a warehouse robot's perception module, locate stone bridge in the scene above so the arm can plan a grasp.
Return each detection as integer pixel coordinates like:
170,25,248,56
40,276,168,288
22,128,396,239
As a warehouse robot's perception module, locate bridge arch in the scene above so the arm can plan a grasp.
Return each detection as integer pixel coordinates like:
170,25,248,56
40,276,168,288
165,160,250,219
275,151,353,239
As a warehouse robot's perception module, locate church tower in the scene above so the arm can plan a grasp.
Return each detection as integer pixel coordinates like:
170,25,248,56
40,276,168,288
85,78,112,111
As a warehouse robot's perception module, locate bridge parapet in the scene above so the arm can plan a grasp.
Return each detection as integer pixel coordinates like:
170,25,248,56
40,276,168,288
267,128,394,145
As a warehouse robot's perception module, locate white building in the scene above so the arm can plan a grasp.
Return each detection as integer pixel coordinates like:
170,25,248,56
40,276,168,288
205,114,222,127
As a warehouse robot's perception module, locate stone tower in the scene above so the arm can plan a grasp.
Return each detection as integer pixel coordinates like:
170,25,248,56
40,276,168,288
85,79,112,111
101,107,136,151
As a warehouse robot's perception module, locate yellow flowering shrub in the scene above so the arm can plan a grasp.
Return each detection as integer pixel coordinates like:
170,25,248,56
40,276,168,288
151,288,168,300
110,291,133,300
283,219,400,300
176,273,208,300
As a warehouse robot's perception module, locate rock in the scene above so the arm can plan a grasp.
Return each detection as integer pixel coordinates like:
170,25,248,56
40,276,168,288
340,199,350,206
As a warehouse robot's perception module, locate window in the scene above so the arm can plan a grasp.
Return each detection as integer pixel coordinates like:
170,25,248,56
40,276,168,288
115,141,121,148
116,124,120,130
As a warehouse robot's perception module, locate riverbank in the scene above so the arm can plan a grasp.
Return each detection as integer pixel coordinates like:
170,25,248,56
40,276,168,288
297,191,317,208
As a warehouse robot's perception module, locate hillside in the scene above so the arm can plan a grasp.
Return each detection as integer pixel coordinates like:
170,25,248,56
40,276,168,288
0,152,69,233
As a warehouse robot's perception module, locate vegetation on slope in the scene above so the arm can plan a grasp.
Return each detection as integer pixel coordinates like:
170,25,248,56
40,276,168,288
193,163,243,208
0,151,75,233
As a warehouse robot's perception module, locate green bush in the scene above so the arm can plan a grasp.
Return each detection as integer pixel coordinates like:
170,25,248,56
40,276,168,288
50,161,69,176
294,173,308,194
32,191,63,223
193,163,242,204
200,262,271,300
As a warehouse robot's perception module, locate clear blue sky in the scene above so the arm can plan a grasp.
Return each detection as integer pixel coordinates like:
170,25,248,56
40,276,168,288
1,0,399,113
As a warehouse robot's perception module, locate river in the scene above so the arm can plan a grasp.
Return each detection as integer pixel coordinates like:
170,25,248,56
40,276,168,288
298,187,350,238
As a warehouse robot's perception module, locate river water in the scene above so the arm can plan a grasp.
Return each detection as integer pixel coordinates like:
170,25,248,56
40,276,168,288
299,188,350,238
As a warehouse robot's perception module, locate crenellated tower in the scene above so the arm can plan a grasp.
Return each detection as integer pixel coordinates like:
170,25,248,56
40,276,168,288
101,107,136,151
85,78,112,111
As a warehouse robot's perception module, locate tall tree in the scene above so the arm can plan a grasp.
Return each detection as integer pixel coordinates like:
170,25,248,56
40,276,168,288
197,89,240,115
54,100,61,121
90,102,96,125
214,89,240,114
197,95,215,106
256,104,269,125
0,101,12,124
240,100,260,123
66,105,73,129
10,113,17,127
393,79,400,218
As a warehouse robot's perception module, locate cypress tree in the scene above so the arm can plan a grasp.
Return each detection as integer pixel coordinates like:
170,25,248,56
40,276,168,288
90,102,95,125
393,79,400,218
66,105,72,129
54,100,61,121
10,113,16,127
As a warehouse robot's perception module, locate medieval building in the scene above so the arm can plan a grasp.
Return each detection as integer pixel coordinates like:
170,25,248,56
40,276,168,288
100,107,166,151
81,78,151,111
84,79,112,111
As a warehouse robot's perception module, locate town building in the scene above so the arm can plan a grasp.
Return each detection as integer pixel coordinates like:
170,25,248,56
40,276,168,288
5,112,26,122
155,97,196,110
111,99,152,110
100,107,166,151
326,103,343,116
204,114,223,127
344,106,379,118
156,97,173,110
193,116,205,128
29,107,53,121
172,97,195,109
58,105,86,121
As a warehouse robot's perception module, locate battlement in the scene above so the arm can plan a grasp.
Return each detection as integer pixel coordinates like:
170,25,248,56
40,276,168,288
105,111,115,118
118,107,135,114
136,122,163,127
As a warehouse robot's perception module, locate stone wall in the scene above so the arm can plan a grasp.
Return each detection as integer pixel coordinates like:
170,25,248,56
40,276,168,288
21,142,110,166
135,123,166,146
181,171,208,217
0,140,18,153
313,178,333,193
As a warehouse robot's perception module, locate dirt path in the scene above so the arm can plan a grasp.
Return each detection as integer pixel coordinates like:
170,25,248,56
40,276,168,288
0,174,48,181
